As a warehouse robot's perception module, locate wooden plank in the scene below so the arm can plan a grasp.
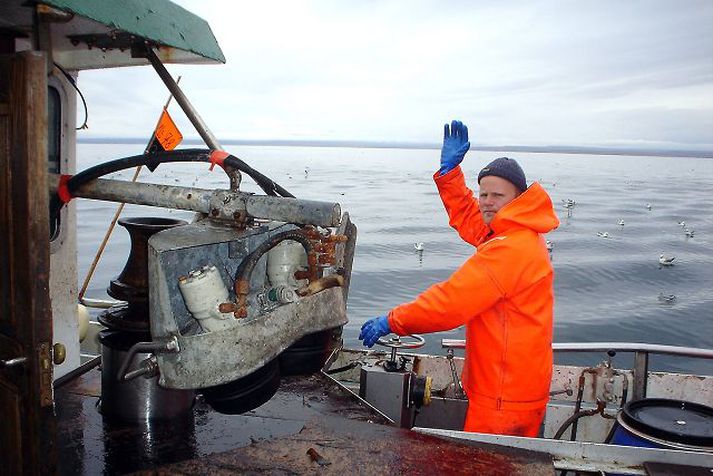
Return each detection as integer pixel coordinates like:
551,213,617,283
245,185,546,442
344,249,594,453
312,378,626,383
0,50,57,475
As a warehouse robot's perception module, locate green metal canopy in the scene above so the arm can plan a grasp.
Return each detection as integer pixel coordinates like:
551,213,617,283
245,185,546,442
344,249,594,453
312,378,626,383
5,0,225,70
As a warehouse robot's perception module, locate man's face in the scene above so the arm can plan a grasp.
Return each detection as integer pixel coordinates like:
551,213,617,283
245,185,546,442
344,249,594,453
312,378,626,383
478,175,521,225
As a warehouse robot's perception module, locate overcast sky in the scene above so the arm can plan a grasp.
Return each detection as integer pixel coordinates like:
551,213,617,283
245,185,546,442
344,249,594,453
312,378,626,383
78,0,713,151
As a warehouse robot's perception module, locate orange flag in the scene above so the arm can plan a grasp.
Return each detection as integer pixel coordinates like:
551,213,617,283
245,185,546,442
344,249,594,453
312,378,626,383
153,108,183,151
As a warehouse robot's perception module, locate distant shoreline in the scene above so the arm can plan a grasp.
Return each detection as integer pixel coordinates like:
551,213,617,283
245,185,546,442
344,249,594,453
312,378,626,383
77,137,713,159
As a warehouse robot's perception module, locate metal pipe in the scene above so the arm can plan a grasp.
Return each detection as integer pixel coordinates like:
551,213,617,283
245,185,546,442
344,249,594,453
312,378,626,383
117,337,179,382
441,340,713,359
632,351,649,401
48,174,342,227
72,177,213,213
144,47,222,150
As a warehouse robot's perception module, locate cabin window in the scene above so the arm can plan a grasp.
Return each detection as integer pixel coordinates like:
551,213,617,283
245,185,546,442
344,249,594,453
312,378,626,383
48,85,61,239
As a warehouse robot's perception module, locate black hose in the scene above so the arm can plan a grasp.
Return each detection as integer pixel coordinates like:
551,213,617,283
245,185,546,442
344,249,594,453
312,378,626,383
603,417,620,444
324,361,361,375
570,373,586,440
223,155,294,198
49,148,294,228
234,229,314,287
553,407,601,440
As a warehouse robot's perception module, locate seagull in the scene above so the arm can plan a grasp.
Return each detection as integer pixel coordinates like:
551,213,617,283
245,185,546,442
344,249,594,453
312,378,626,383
546,240,554,252
304,166,309,177
414,242,424,252
659,254,675,266
562,199,576,209
596,232,610,238
618,219,625,226
646,203,652,211
658,293,677,304
685,228,694,238
678,221,686,228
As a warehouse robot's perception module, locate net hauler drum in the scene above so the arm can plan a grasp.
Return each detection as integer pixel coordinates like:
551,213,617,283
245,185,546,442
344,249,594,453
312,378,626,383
611,398,713,452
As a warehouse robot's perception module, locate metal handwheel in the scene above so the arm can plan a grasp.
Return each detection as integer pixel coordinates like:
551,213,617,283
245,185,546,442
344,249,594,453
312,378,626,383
375,334,425,349
376,334,425,371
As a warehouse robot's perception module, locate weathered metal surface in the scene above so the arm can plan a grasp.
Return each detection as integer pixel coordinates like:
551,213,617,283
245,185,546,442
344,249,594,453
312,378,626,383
57,175,342,227
157,287,347,389
359,364,412,427
413,396,468,431
34,0,225,67
333,212,357,302
65,176,214,215
147,220,348,389
412,352,465,394
417,427,713,475
148,220,270,335
244,193,342,228
548,364,630,406
47,71,81,381
647,371,713,407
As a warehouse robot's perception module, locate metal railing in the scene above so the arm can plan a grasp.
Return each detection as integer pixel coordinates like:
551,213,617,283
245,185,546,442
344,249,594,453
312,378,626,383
441,340,713,401
441,340,713,359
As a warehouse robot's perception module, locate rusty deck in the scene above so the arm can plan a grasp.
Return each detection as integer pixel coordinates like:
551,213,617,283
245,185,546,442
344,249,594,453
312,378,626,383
56,367,553,475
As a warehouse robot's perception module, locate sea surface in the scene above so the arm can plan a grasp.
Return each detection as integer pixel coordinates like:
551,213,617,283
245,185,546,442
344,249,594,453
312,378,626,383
77,143,713,374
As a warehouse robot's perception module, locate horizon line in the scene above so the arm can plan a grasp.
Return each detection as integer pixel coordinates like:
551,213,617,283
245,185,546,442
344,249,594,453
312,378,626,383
76,137,713,159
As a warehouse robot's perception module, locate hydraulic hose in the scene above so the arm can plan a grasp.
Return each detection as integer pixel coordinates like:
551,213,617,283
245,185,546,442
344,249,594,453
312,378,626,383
570,372,586,441
50,148,294,227
228,229,318,318
553,407,600,440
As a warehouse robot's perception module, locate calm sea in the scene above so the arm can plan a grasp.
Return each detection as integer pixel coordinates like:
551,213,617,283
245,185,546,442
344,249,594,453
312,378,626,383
77,143,713,374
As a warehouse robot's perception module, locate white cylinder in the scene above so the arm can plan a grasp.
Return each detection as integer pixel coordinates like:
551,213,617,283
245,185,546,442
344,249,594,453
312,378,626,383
267,240,308,288
178,265,236,332
77,303,90,343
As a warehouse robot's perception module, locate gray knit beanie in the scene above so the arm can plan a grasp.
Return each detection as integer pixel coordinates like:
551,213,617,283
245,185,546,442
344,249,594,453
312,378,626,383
477,157,527,192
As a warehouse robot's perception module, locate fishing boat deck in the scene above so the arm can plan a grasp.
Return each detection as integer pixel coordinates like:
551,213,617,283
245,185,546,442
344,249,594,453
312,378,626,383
55,366,553,475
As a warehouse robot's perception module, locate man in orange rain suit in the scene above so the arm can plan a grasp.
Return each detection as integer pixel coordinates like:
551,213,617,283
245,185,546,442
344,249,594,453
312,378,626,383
359,120,559,437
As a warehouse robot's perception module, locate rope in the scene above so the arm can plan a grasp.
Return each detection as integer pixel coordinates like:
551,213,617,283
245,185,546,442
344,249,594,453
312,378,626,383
78,78,181,304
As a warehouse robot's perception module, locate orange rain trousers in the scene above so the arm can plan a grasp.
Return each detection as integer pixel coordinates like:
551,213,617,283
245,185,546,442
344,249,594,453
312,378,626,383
465,402,545,437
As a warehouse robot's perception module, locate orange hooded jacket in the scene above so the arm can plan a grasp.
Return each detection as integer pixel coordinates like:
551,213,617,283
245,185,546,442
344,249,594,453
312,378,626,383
388,166,559,414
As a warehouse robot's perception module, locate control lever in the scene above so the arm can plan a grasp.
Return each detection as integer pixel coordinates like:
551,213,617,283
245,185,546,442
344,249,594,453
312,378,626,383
549,386,574,397
447,348,466,399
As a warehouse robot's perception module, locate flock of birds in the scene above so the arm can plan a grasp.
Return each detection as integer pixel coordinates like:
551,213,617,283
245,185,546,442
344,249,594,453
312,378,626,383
554,198,692,305
556,199,695,270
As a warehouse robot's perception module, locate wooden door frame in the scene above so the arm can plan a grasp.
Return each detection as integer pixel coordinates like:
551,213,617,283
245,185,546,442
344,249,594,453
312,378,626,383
0,50,57,475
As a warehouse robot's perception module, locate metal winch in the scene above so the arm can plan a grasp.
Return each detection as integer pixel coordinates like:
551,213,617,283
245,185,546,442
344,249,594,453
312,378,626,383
79,165,356,420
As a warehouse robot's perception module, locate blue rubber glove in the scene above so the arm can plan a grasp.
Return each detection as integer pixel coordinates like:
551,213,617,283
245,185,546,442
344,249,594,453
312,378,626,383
439,120,471,176
359,316,391,348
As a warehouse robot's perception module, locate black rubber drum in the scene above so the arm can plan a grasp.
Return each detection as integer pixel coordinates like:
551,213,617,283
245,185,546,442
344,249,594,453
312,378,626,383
612,398,713,451
201,358,281,414
279,328,340,376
